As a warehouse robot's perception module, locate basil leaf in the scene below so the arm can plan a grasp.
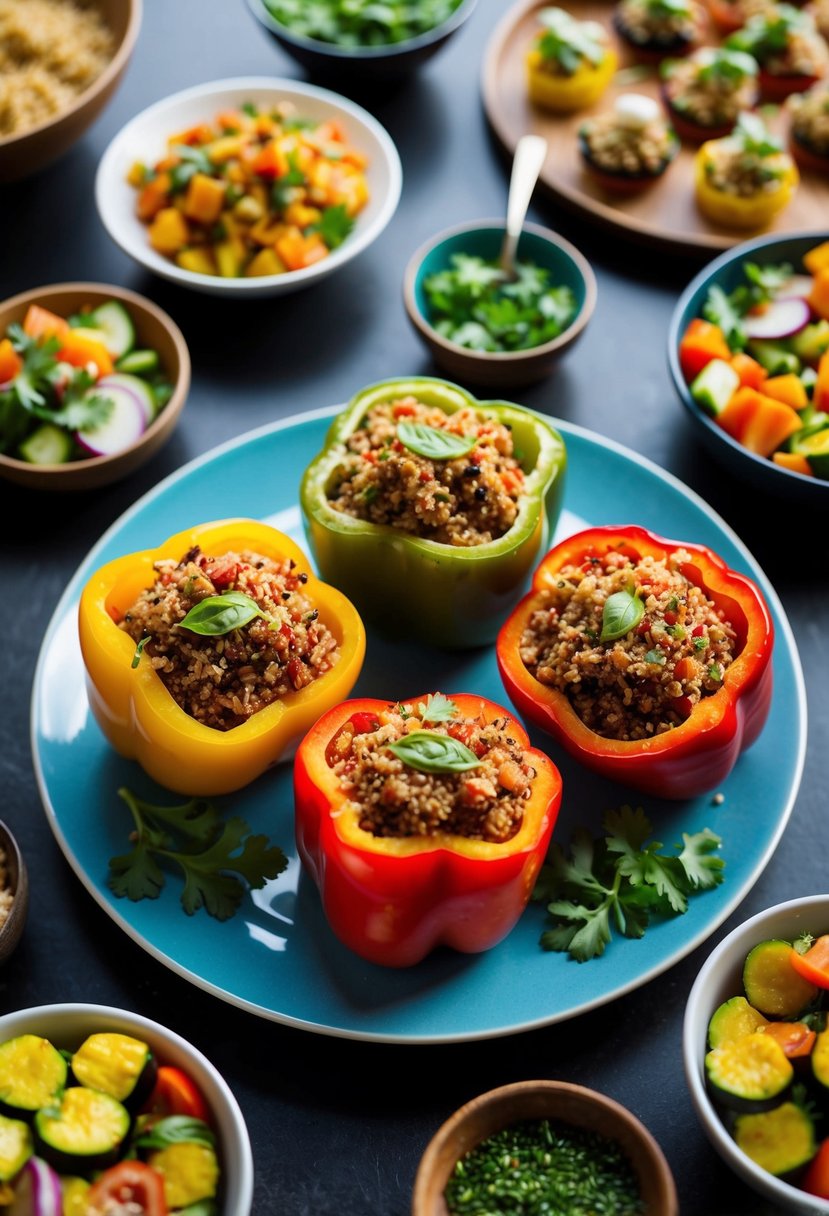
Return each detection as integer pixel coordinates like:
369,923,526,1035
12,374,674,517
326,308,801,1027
179,591,265,636
387,730,480,774
131,635,151,669
396,421,476,461
133,1115,216,1152
417,693,457,724
600,587,644,642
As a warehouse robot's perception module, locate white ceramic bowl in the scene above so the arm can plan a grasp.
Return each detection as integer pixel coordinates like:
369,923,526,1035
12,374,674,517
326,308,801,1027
95,76,402,298
0,1003,254,1216
683,895,829,1215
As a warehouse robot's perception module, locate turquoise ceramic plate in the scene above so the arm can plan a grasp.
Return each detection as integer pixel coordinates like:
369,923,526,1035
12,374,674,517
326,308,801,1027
31,408,806,1043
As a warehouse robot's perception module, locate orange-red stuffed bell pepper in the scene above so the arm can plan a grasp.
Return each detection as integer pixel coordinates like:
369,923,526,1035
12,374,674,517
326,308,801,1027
79,518,366,796
293,692,562,967
496,525,773,799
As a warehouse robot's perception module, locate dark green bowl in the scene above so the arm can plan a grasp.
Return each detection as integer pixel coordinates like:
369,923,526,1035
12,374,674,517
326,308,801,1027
403,219,597,390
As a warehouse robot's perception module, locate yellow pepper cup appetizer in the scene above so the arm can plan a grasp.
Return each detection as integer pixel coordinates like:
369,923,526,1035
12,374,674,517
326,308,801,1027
526,7,618,113
694,111,799,230
78,519,366,796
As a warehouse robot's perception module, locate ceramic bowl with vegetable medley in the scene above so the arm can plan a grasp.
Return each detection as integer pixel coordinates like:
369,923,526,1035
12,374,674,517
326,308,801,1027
95,77,402,299
668,230,829,506
0,1002,253,1216
403,219,597,389
0,282,190,492
684,894,829,1215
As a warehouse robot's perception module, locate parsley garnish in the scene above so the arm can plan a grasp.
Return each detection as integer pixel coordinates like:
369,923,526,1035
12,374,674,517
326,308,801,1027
271,151,306,210
532,805,724,961
417,693,457,723
108,787,287,920
262,0,462,46
310,203,355,250
168,145,214,194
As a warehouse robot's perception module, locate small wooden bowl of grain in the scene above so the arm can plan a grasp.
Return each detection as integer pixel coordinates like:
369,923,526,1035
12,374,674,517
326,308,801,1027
0,0,142,182
0,820,27,964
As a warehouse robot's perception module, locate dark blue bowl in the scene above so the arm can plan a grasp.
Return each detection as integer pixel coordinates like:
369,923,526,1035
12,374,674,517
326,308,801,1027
667,230,829,506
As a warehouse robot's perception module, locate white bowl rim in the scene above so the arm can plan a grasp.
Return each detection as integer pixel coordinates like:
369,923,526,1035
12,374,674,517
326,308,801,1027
683,894,829,1213
94,75,403,295
0,1001,254,1216
403,216,598,363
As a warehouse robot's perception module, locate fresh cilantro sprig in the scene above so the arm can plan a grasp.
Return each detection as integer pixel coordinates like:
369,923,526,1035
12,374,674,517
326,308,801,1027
702,257,793,350
532,805,724,962
311,203,355,250
263,0,462,47
107,787,287,921
417,693,457,723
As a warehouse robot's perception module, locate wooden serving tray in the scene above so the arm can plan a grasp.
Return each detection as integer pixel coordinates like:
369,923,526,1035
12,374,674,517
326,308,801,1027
481,0,829,254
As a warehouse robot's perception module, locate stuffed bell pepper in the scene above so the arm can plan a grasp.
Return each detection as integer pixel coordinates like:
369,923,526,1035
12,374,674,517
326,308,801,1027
79,518,366,796
299,377,567,650
496,525,773,799
294,692,562,967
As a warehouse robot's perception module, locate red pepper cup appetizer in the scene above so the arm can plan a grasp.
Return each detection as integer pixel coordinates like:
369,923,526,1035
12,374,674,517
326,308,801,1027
496,526,773,799
293,693,562,967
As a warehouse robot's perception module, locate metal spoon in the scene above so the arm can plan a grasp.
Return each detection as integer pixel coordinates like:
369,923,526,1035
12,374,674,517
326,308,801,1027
498,134,549,281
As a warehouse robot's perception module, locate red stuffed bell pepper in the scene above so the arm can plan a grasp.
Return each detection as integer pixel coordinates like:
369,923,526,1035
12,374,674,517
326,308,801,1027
496,526,773,799
294,692,562,967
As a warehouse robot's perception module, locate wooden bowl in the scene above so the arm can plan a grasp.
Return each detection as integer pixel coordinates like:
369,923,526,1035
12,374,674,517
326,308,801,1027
403,219,596,390
412,1079,678,1216
0,282,190,492
0,0,142,182
0,819,28,965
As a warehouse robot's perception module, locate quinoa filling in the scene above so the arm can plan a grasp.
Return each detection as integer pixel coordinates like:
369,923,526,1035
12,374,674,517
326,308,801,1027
616,0,700,46
702,139,790,196
580,112,675,174
326,697,537,842
326,396,526,546
790,87,829,156
119,547,340,730
664,59,757,127
519,548,737,741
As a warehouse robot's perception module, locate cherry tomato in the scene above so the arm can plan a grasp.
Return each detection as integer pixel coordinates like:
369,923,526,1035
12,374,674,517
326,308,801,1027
87,1161,167,1216
145,1065,210,1121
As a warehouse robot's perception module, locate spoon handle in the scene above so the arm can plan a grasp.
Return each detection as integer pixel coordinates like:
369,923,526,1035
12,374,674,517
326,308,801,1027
500,134,549,274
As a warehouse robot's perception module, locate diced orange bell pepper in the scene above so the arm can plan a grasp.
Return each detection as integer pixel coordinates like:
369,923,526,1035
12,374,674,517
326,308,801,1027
730,351,768,390
249,140,289,180
717,386,762,440
136,173,172,222
22,304,70,341
0,337,22,383
808,267,829,321
761,373,809,410
790,934,829,988
182,172,227,224
717,386,802,456
804,241,829,277
57,329,113,376
679,318,732,381
773,451,814,475
148,208,191,257
816,350,829,412
275,228,328,272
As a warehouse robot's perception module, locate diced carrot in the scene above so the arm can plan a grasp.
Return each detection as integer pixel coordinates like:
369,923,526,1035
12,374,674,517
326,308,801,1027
148,207,191,257
136,173,172,222
729,351,768,390
804,241,829,277
0,337,22,383
740,393,802,458
816,350,829,412
679,318,732,382
216,109,249,132
761,373,809,410
249,140,289,180
791,934,829,988
182,173,227,224
274,228,328,271
761,1021,817,1058
808,267,829,321
773,452,814,476
673,657,697,682
167,123,214,147
57,329,113,376
22,304,69,341
717,386,762,441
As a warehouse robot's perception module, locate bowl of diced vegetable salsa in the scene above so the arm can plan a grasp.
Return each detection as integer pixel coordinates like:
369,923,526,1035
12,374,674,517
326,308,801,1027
0,1002,253,1216
94,77,402,298
668,231,829,505
0,283,190,491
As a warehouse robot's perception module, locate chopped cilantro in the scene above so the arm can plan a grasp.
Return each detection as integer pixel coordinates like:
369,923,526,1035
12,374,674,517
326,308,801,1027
310,203,355,250
262,0,463,46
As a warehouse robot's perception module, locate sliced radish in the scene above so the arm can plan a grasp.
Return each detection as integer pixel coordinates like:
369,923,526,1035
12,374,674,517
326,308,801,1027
97,372,156,425
6,1158,62,1216
75,383,145,456
743,296,811,340
778,274,814,300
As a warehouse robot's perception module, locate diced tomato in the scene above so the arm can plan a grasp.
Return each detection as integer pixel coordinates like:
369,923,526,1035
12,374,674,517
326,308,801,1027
144,1065,210,1122
804,1138,829,1199
86,1161,168,1216
392,401,417,417
203,556,240,588
349,712,379,736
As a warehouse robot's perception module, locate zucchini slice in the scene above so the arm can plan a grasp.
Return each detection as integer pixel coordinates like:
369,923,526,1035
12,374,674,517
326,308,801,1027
148,1141,220,1210
0,1035,67,1117
812,1027,829,1090
743,939,819,1018
0,1112,33,1181
705,1031,794,1112
734,1102,817,1176
34,1087,130,1175
70,1032,156,1108
708,996,769,1048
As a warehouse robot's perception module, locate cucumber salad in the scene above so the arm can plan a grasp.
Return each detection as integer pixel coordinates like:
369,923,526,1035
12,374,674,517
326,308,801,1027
678,240,829,479
0,298,172,466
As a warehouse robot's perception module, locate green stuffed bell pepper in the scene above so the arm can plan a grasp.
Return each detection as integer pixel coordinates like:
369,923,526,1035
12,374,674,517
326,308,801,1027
299,377,567,649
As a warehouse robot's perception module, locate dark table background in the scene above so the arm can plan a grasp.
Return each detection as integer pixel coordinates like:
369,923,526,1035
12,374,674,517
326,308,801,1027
1,1,826,1212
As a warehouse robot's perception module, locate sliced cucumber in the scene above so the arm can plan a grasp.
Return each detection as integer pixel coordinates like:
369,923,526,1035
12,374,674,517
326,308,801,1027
88,301,136,359
691,358,740,418
747,339,801,377
18,424,74,466
115,348,160,376
790,427,829,478
97,373,156,424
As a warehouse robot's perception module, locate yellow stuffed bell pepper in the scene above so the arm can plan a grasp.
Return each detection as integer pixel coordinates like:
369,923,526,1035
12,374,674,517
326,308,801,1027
694,111,799,230
78,518,366,796
526,7,618,113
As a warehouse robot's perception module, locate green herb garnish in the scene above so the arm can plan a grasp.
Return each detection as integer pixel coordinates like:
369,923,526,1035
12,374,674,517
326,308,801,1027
133,1116,215,1152
310,203,355,250
131,636,151,668
108,787,287,920
396,420,476,461
168,144,214,194
417,693,458,723
600,586,644,642
535,6,607,73
271,151,306,210
178,591,269,636
262,0,463,47
387,731,479,774
533,805,724,962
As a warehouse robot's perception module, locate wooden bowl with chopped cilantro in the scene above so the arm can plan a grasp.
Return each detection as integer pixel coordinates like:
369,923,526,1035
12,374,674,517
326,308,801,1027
403,218,597,389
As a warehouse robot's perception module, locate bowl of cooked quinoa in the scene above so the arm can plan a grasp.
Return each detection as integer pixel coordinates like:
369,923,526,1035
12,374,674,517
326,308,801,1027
0,819,28,965
0,0,141,182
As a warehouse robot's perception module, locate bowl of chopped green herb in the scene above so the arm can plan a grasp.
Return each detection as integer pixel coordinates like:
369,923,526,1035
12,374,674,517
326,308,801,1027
412,1079,678,1216
403,219,597,390
245,0,478,89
